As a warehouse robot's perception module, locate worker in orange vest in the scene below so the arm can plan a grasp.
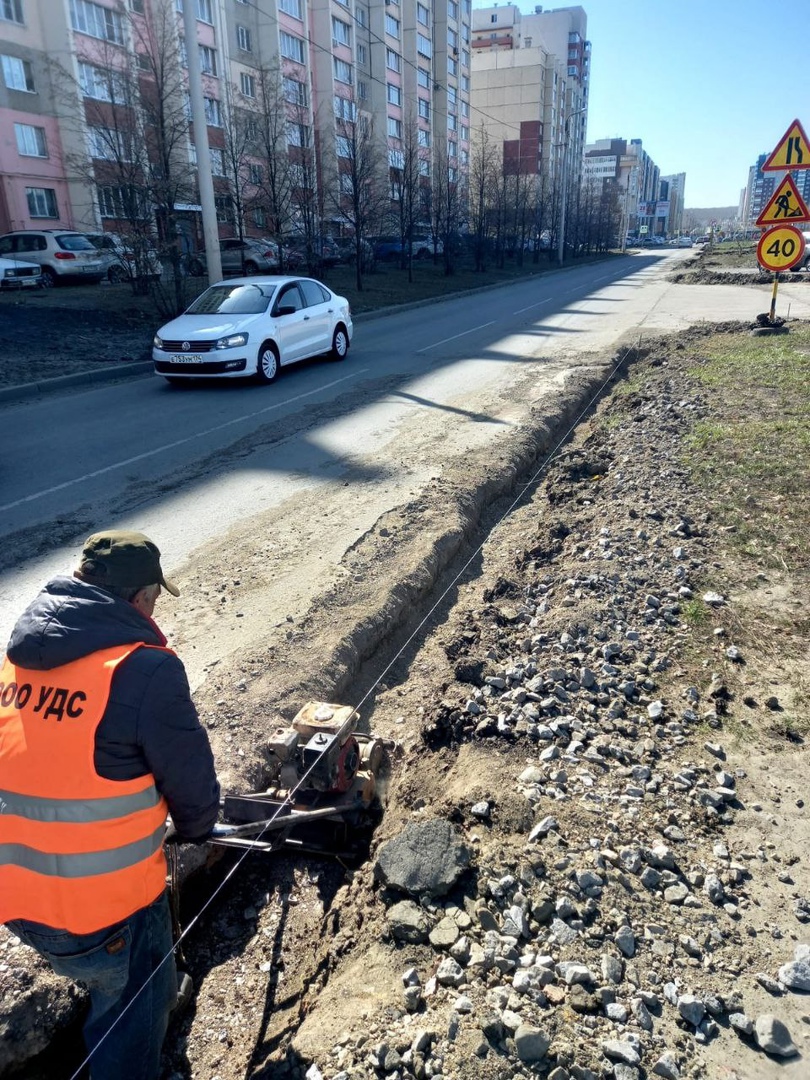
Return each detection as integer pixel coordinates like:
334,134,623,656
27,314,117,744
0,530,220,1079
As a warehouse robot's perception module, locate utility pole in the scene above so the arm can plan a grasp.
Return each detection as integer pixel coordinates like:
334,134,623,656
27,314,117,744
557,105,586,267
182,0,222,282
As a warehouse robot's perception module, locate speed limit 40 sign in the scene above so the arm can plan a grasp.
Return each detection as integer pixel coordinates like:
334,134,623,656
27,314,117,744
757,224,806,271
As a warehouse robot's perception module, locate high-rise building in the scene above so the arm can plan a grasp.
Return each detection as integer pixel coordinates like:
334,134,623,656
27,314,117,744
0,0,472,245
583,137,668,237
470,4,588,195
742,152,810,226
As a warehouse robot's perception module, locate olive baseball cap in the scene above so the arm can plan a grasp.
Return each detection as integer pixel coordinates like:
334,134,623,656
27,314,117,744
78,530,180,596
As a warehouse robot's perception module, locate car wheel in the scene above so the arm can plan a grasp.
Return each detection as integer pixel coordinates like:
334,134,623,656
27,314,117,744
244,261,259,275
41,267,57,288
330,324,349,361
188,258,204,277
108,265,126,284
257,341,279,383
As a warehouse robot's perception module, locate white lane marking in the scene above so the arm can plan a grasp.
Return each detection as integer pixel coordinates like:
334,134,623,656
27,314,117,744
416,321,495,353
513,298,553,314
0,369,368,513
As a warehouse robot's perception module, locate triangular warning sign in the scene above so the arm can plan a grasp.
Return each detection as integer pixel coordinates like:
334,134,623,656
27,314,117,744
762,119,810,172
756,175,810,226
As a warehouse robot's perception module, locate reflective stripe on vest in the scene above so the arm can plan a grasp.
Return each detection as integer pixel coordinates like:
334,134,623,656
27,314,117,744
0,643,170,934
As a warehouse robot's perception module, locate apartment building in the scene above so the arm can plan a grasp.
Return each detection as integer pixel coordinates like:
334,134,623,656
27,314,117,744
741,152,810,227
470,4,589,195
583,137,663,236
0,0,472,245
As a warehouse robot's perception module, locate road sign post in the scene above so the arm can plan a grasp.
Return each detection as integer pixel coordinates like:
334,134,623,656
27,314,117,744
757,119,810,325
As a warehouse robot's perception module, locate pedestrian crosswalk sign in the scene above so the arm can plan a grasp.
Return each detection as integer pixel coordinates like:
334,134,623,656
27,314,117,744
756,175,810,226
762,119,810,172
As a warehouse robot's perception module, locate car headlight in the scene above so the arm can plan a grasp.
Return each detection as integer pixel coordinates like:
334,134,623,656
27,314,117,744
215,333,248,350
153,335,163,348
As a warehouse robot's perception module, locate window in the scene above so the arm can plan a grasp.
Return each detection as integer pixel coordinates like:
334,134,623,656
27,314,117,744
461,125,468,141
26,187,58,218
214,195,232,223
461,49,469,68
490,13,497,22
332,17,350,46
69,0,124,44
240,71,255,97
387,117,401,140
130,0,144,13
175,0,212,18
280,31,304,63
418,129,430,148
15,123,47,157
417,3,429,25
524,36,532,47
385,14,399,37
417,33,431,58
417,67,429,89
284,77,307,105
449,166,457,182
245,118,259,141
461,75,469,92
286,121,308,147
334,95,356,121
357,80,367,100
568,66,577,76
448,114,457,131
190,145,224,174
1,0,23,23
357,44,366,64
447,86,457,107
418,98,429,120
339,173,353,194
253,207,266,228
279,0,301,16
448,0,458,18
460,99,469,117
386,48,400,72
333,58,352,84
387,82,401,106
2,54,35,92
448,57,457,76
448,28,458,49
204,96,221,125
88,126,130,161
237,25,251,52
336,135,351,158
78,62,126,101
448,139,457,157
388,148,404,169
355,6,366,27
199,45,217,75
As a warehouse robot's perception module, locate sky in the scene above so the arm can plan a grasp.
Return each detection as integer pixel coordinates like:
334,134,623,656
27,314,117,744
472,0,805,209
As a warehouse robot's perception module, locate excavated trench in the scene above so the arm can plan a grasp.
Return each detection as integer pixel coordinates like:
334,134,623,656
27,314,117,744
4,345,647,1079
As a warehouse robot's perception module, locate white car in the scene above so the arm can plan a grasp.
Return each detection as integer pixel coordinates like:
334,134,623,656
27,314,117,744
675,236,693,248
152,276,353,384
0,255,42,289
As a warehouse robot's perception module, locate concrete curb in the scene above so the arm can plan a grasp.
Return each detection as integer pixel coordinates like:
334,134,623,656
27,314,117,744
0,254,621,406
0,360,153,405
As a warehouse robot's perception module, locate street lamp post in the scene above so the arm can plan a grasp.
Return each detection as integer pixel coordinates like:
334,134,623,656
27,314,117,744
556,105,587,268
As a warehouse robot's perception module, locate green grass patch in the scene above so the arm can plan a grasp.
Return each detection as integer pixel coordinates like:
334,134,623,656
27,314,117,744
682,326,810,570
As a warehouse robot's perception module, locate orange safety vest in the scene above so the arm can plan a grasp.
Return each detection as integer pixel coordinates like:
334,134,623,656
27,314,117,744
0,643,170,934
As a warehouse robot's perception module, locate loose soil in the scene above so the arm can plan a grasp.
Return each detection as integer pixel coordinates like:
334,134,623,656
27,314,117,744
1,293,808,1080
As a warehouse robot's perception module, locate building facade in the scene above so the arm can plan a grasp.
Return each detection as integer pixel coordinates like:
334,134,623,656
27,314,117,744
583,137,670,237
470,4,589,197
0,0,472,244
741,153,810,227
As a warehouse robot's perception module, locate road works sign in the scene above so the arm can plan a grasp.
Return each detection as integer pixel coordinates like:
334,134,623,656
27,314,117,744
762,119,810,171
757,225,806,271
756,175,810,226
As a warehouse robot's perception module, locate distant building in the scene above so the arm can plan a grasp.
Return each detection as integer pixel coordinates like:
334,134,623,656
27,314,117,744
470,5,589,195
583,138,667,236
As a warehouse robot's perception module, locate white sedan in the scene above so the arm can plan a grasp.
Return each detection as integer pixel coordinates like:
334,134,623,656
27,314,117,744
0,256,42,289
152,275,352,385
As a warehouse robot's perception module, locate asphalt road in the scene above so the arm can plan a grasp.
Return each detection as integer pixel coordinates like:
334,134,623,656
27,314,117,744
2,250,808,681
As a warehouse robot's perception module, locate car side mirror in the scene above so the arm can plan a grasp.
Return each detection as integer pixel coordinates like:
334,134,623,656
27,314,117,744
275,304,297,317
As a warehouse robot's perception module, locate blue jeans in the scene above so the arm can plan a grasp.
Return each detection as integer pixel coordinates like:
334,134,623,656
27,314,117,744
8,891,177,1080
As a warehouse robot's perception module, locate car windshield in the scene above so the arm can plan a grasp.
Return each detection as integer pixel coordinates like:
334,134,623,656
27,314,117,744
186,283,274,315
57,235,97,252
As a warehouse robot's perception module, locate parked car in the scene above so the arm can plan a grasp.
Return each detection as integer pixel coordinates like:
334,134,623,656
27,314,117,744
675,236,694,248
187,238,282,277
693,235,711,247
373,236,443,261
152,275,353,385
0,255,42,289
84,232,162,283
0,230,104,286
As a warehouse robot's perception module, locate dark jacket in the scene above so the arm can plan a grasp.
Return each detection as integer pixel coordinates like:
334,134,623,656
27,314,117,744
5,575,220,841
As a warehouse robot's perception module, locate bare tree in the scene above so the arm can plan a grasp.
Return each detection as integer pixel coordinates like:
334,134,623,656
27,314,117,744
330,111,386,291
390,112,423,281
467,124,498,272
249,61,300,267
430,147,465,276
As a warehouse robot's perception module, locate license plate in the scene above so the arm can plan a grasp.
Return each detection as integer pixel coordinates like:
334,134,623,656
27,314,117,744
172,355,203,364
82,264,98,272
